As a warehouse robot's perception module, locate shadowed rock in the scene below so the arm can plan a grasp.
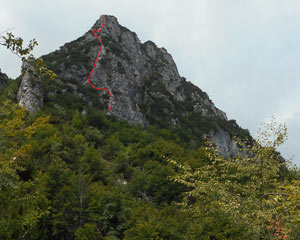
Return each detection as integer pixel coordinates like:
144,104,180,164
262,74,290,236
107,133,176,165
0,69,8,87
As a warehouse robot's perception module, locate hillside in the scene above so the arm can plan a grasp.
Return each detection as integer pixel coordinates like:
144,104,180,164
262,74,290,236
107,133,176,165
18,15,250,157
0,15,298,240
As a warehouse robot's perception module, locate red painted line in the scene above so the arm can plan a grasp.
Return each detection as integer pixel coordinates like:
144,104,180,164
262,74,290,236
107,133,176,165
87,15,113,112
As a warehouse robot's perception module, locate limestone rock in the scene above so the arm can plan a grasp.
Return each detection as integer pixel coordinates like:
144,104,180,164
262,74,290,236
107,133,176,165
207,128,240,158
36,14,251,157
17,60,44,114
42,15,227,126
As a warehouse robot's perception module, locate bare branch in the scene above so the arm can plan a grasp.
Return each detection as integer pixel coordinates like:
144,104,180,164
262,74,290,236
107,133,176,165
0,27,14,37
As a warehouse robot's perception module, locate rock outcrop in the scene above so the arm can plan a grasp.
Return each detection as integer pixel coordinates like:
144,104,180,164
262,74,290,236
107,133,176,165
207,127,240,158
0,69,8,87
42,15,227,126
17,60,44,114
16,14,250,157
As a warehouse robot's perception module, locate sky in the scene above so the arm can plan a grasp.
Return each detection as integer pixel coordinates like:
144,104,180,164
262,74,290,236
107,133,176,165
1,0,299,166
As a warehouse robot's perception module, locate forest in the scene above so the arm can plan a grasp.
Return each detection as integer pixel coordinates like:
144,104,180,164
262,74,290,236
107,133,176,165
1,31,300,240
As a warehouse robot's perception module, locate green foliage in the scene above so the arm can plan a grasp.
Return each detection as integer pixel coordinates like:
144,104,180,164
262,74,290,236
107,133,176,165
218,119,251,139
0,32,57,80
139,61,249,143
42,37,98,73
180,79,208,100
0,78,19,102
0,102,50,239
123,204,189,240
87,108,108,129
1,31,299,239
0,91,201,239
33,58,57,80
0,31,38,60
169,118,297,239
1,83,300,240
75,223,101,240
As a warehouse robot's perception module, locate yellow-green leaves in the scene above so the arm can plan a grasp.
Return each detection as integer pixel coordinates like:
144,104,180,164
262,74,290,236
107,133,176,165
0,31,38,60
0,100,50,141
0,101,50,239
1,31,57,81
169,117,291,239
33,58,57,80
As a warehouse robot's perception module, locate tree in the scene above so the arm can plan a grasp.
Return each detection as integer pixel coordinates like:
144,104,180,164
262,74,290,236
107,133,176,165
0,101,50,239
0,30,37,60
0,31,57,80
169,117,290,239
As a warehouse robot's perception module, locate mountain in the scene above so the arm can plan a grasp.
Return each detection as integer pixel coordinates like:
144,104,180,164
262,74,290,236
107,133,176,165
1,15,295,240
17,15,250,157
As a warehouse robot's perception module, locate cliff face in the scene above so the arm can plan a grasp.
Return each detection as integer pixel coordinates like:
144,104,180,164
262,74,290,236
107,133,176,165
17,15,250,157
17,60,44,114
40,15,227,125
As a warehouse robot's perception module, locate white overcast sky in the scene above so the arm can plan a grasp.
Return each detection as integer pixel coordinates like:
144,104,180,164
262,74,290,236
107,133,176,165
1,0,299,166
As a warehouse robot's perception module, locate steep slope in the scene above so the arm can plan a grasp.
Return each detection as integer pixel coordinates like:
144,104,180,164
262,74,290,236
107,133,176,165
17,60,44,113
42,15,227,124
18,15,250,157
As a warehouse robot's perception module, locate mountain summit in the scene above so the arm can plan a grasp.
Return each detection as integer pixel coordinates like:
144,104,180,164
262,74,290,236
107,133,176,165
17,15,250,157
41,15,227,124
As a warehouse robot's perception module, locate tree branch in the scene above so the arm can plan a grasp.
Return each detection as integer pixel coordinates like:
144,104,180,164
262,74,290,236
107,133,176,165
284,202,300,213
259,192,292,200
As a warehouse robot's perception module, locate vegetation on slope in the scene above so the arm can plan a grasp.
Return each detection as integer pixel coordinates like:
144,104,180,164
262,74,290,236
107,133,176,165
1,79,300,240
1,31,300,240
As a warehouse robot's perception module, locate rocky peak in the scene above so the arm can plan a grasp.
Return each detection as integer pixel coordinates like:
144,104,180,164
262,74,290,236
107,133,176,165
42,15,227,125
16,14,250,157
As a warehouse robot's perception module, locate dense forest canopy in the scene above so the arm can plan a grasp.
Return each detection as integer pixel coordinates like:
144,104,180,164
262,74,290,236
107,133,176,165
1,32,300,240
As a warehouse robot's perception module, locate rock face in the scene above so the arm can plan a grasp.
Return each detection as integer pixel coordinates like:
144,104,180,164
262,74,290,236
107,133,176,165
17,60,44,114
43,15,227,126
0,69,8,87
207,127,240,158
17,14,250,157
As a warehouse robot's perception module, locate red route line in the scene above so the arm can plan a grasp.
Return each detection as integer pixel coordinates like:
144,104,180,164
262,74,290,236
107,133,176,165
87,15,113,112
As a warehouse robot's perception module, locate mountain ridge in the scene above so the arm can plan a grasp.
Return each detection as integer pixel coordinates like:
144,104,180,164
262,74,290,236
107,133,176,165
17,14,250,157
